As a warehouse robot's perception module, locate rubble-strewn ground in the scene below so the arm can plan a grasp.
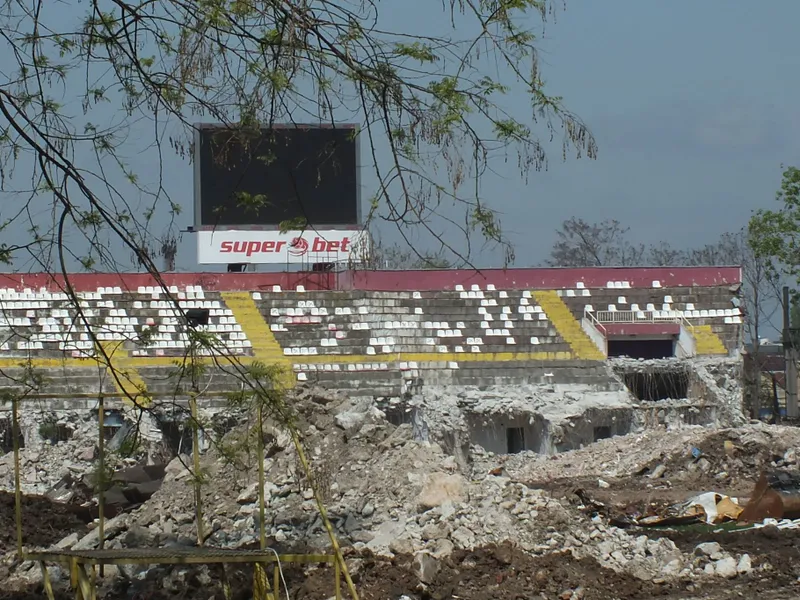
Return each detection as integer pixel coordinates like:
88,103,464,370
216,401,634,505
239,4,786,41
2,386,800,599
0,491,88,554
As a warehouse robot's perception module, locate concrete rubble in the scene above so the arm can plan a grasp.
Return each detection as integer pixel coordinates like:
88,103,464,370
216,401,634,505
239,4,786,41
0,411,107,495
0,407,166,496
0,366,798,598
609,356,746,428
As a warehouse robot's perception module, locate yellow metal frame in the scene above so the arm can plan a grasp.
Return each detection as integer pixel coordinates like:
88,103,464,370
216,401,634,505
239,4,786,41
28,549,341,600
8,391,352,600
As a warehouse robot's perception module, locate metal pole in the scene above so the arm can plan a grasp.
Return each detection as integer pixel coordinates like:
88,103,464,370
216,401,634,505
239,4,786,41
334,558,341,600
772,374,782,424
253,402,269,600
12,395,22,558
290,431,360,600
783,287,799,418
257,403,266,550
97,395,105,577
190,394,204,545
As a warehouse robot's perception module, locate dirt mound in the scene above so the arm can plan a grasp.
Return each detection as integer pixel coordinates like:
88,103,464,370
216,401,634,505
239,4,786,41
2,541,799,600
661,526,800,584
356,546,672,600
653,428,793,488
0,491,89,554
0,545,675,600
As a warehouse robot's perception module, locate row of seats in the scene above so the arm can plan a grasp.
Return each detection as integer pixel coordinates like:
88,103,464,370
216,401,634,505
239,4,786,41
0,286,252,358
258,289,567,357
0,283,210,300
563,280,693,290
0,283,742,360
558,285,740,352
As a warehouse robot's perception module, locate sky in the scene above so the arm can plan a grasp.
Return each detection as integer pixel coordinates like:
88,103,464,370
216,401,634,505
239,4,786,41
2,0,800,272
479,0,800,266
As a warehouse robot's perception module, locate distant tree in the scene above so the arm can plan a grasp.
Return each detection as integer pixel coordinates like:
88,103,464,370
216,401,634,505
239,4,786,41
646,241,685,267
368,242,452,270
546,218,645,267
748,166,800,417
690,228,781,344
749,166,800,283
683,231,747,267
788,298,800,350
414,254,453,269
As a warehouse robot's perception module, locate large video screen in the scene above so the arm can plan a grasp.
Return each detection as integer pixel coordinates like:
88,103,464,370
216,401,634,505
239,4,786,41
194,124,360,228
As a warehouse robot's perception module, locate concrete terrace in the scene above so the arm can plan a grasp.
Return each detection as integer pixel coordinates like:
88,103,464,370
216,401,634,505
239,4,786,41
0,267,741,404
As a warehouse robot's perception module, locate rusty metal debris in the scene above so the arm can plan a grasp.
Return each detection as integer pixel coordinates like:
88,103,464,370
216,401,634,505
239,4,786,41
738,472,800,523
633,492,744,527
628,471,800,528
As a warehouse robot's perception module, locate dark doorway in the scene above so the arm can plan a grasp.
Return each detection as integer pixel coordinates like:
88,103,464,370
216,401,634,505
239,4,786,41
159,420,193,454
507,427,525,453
382,405,413,427
608,338,675,359
0,419,23,454
594,426,612,441
38,418,73,444
622,370,690,401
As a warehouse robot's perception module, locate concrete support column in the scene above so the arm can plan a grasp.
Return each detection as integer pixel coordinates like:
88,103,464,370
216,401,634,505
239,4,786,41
786,347,799,418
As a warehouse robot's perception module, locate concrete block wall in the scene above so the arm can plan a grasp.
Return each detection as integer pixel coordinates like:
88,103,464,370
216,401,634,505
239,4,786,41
255,289,572,357
558,284,741,353
0,268,743,402
0,362,235,410
0,285,253,360
303,359,622,398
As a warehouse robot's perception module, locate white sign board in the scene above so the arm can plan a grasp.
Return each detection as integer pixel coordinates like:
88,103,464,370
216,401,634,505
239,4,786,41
197,229,370,264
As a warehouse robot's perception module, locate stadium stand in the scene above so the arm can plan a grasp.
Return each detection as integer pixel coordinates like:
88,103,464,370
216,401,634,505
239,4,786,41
0,267,742,403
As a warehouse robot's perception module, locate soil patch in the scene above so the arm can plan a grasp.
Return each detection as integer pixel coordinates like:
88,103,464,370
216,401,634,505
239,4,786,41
0,491,89,554
300,545,678,600
659,525,800,584
2,543,800,600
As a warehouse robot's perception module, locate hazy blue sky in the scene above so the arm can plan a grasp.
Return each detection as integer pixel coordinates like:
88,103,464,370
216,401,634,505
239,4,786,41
482,0,800,265
3,0,800,271
180,0,800,268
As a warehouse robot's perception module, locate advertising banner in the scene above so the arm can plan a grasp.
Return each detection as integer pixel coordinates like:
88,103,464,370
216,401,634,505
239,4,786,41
197,229,370,264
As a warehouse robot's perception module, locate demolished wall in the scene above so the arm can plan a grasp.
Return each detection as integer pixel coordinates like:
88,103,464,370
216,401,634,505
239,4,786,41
410,383,638,457
610,356,745,429
4,385,798,599
0,403,235,497
400,356,743,459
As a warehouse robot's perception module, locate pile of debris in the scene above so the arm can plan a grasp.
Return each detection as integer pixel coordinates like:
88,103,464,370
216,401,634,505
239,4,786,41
1,385,799,598
0,412,100,495
0,408,168,497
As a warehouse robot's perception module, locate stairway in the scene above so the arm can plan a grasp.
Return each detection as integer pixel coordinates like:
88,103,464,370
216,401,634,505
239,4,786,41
221,292,294,386
98,341,149,406
692,325,728,355
532,291,606,360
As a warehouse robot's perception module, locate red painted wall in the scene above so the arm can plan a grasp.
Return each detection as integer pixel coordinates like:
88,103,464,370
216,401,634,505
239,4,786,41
0,271,335,292
0,266,741,293
341,266,741,291
603,323,681,337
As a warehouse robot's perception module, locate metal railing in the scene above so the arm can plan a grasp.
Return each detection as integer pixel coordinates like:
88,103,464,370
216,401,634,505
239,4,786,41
592,309,684,325
583,310,607,336
586,308,701,357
